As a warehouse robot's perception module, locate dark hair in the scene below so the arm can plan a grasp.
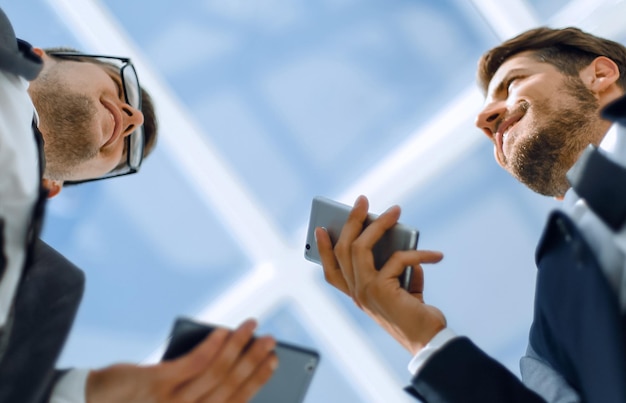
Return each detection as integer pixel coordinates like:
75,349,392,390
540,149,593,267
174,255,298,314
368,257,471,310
478,27,626,94
43,47,158,162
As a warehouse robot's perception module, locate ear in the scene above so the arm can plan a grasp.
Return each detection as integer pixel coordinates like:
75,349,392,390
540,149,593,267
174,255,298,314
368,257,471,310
32,48,53,66
42,178,63,198
580,56,620,94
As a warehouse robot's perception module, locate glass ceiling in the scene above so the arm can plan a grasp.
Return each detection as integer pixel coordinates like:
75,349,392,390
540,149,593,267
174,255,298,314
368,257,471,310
3,0,626,401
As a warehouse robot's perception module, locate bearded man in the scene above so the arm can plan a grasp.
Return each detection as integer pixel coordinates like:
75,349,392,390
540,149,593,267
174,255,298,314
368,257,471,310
318,26,626,403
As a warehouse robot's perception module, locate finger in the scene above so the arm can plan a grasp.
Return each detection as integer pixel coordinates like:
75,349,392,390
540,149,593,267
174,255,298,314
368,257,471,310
333,195,370,290
407,264,425,295
377,250,444,298
354,204,402,253
205,336,278,403
226,352,278,403
164,326,231,384
316,227,350,295
350,205,404,288
378,250,443,279
176,319,258,402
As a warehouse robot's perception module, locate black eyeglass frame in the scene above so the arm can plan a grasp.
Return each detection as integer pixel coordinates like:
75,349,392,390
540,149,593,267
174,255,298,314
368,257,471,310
47,52,145,184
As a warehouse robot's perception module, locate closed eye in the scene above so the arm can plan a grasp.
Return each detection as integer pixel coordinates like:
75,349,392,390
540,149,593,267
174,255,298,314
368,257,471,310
109,74,124,100
505,75,525,93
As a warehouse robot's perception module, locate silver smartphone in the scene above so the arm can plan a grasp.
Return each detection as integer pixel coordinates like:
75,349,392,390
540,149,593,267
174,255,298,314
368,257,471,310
304,196,419,289
162,317,320,403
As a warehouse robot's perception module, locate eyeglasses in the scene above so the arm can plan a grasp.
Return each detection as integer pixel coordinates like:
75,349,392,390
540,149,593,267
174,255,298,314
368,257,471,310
47,52,145,184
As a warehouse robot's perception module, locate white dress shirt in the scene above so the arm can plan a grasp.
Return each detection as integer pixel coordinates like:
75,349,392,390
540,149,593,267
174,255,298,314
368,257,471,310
0,68,89,403
50,369,90,403
0,70,39,327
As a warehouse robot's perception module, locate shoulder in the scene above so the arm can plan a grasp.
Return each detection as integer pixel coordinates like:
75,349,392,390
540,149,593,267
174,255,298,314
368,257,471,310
0,7,42,80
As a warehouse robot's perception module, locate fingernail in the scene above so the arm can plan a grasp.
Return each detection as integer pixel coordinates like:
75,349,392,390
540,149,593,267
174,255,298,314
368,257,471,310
384,205,399,213
244,318,258,330
314,227,327,243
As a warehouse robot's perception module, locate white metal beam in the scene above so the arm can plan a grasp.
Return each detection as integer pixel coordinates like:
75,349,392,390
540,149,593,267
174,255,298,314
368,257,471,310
470,0,540,40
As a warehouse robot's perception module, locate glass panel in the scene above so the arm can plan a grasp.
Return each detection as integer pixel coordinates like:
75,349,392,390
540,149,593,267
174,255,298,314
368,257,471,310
102,0,497,235
258,304,366,402
1,0,81,47
525,0,572,21
46,148,250,367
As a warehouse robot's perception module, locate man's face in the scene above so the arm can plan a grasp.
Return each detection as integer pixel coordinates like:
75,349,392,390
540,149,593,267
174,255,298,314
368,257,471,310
475,51,606,197
28,54,144,182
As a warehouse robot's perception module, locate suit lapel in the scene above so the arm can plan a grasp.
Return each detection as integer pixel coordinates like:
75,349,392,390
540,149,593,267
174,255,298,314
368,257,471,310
0,239,84,403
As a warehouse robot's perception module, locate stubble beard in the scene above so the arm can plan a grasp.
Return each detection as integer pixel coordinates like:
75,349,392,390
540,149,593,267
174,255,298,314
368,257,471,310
506,77,602,197
30,68,100,181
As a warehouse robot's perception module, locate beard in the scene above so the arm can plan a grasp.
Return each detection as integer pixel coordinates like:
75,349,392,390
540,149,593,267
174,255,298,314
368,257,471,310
506,77,603,197
29,68,100,181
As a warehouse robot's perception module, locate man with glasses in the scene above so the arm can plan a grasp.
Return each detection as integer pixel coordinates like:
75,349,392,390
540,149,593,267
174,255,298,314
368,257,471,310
0,8,277,403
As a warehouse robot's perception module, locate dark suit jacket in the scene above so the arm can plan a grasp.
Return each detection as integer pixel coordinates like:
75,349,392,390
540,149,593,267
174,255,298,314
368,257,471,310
406,336,545,402
406,212,625,402
405,98,626,402
0,240,85,403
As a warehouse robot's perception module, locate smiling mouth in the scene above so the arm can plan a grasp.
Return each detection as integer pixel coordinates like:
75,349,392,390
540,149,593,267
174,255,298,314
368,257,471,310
102,100,122,148
495,114,524,156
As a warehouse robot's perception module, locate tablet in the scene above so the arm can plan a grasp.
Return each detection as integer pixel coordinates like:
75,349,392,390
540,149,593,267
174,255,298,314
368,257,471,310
162,317,319,403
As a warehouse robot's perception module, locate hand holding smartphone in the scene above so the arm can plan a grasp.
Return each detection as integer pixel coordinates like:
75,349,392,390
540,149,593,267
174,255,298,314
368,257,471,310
304,196,419,289
162,317,319,403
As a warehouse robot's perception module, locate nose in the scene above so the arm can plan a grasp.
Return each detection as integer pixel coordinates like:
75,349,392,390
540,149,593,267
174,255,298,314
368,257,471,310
475,101,506,139
120,104,144,138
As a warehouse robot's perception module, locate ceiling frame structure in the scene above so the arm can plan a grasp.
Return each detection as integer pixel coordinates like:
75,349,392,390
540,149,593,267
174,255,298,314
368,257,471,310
45,0,626,401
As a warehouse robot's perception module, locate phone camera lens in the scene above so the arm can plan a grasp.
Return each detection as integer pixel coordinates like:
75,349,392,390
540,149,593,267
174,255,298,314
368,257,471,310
305,244,310,250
